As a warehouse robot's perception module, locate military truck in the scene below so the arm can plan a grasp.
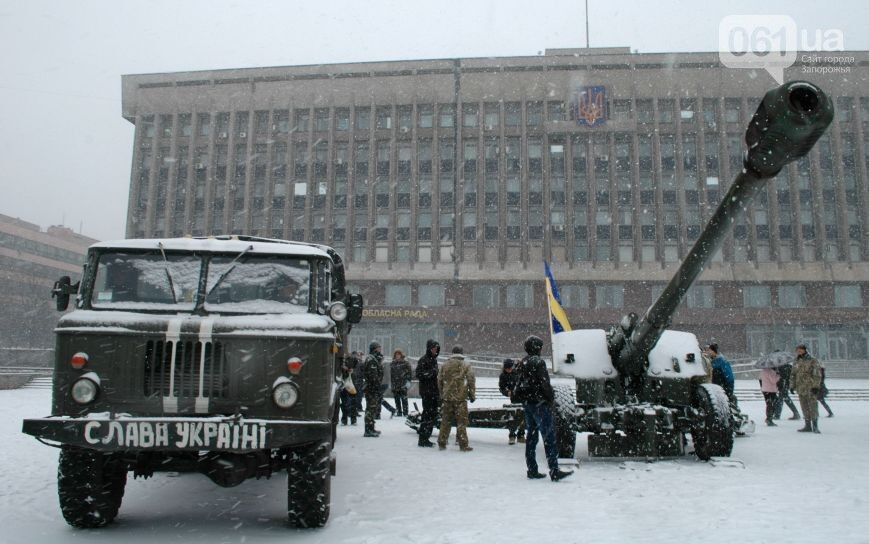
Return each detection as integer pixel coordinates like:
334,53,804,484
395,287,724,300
22,236,363,528
409,80,834,461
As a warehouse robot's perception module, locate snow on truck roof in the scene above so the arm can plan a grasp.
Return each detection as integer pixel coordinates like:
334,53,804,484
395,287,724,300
90,237,332,258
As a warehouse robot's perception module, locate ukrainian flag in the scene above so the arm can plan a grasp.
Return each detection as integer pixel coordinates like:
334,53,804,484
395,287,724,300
544,261,571,333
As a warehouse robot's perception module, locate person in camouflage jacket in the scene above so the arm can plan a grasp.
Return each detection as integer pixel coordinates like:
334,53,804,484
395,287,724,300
792,344,823,434
436,345,475,451
363,342,385,437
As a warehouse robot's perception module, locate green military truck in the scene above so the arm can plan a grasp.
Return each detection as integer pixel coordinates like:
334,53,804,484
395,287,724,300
22,236,363,528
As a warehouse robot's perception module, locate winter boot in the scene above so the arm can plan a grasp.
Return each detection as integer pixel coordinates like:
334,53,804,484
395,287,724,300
364,426,380,437
527,470,546,479
550,468,574,482
517,435,526,443
418,439,434,448
765,419,777,427
797,420,813,432
460,446,474,452
812,419,821,434
509,436,517,445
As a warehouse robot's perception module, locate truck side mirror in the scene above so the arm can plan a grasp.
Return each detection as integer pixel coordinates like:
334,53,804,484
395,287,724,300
52,276,72,311
347,293,364,324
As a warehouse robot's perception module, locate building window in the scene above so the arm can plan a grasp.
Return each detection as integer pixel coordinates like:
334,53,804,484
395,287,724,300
419,284,446,307
438,104,455,128
473,285,499,308
686,285,715,308
314,108,330,132
335,108,350,131
743,285,771,307
484,102,500,129
505,102,521,126
778,285,806,308
418,104,433,128
376,106,392,130
526,101,543,127
462,104,478,128
560,284,590,309
385,284,411,306
355,107,370,131
294,109,309,132
834,285,863,308
595,285,624,309
505,284,533,308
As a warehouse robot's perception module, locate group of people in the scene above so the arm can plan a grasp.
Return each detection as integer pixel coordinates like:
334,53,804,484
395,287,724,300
338,346,413,431
759,344,834,433
407,337,571,482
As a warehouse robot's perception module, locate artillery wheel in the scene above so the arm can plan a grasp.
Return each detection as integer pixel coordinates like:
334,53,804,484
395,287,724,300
58,446,127,528
691,383,734,461
553,384,577,459
287,441,331,528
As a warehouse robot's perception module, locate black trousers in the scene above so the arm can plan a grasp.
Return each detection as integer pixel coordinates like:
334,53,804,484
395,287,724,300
763,392,778,422
393,392,408,416
418,393,439,442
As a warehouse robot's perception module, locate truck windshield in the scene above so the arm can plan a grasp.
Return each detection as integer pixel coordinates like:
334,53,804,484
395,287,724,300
91,251,200,311
204,255,311,314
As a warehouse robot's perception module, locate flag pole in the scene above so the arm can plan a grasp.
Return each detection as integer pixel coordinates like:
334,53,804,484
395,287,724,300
544,263,557,373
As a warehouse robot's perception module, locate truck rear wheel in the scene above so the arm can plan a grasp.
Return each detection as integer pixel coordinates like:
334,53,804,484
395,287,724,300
553,384,577,459
58,446,127,528
691,383,734,461
287,441,331,528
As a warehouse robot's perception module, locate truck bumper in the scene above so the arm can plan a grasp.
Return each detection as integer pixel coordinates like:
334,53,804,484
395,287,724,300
22,416,331,452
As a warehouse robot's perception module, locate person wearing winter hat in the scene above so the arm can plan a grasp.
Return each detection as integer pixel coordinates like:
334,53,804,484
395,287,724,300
498,358,526,444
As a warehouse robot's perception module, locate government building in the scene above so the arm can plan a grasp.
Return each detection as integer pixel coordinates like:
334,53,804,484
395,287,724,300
120,47,868,361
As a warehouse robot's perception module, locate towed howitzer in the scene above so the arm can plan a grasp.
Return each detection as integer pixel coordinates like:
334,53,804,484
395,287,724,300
548,81,833,459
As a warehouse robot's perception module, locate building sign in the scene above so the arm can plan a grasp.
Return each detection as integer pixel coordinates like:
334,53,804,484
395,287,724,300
362,308,430,320
571,85,607,127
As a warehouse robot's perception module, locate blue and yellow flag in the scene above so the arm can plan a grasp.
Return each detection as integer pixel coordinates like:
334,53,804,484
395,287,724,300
544,261,571,333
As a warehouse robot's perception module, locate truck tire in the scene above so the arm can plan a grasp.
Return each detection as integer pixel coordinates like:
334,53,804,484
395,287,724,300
553,384,577,459
57,446,127,528
287,441,331,528
691,383,734,461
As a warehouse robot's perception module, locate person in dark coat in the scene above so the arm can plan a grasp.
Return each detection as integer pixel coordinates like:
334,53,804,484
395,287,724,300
362,342,385,437
390,349,412,417
773,363,801,420
516,335,573,482
415,339,441,447
350,351,365,415
817,364,834,418
498,359,525,445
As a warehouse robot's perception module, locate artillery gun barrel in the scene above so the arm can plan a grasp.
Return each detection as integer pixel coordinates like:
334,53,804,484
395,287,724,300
614,81,834,376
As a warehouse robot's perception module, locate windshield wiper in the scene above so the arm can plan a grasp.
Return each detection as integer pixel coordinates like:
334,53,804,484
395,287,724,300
157,242,177,304
206,245,254,297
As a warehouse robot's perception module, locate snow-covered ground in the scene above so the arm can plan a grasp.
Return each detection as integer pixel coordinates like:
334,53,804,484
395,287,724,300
2,382,868,544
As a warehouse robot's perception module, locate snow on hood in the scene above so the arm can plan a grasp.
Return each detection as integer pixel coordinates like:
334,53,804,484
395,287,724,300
57,310,335,337
91,237,330,258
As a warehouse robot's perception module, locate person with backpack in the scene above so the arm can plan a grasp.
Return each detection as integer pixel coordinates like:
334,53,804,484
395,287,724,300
514,335,573,482
498,358,525,445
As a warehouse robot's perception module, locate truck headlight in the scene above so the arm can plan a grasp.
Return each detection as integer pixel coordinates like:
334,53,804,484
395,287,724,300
273,382,299,409
328,301,348,322
71,378,99,405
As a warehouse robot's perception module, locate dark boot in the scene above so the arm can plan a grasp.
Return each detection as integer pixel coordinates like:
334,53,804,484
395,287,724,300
527,470,546,479
797,419,812,432
550,468,574,482
418,439,434,448
812,419,821,434
765,419,777,427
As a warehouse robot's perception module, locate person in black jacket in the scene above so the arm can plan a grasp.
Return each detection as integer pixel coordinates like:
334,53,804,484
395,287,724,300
773,363,801,420
363,342,385,437
415,339,441,447
516,335,573,482
390,349,412,417
498,359,525,445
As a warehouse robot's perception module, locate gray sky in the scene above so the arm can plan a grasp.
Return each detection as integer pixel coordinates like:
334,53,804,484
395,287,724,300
1,0,867,241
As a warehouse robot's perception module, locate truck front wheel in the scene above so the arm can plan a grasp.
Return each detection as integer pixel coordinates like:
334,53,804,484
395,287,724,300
287,441,331,528
58,446,127,528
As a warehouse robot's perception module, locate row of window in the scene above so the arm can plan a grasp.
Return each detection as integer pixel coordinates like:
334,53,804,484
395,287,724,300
140,95,869,140
366,283,864,310
0,231,86,267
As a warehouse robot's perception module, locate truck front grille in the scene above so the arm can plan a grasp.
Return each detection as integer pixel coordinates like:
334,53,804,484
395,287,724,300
143,340,227,399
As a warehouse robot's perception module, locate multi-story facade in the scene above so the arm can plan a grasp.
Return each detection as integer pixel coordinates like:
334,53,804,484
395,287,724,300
0,214,97,352
121,47,868,360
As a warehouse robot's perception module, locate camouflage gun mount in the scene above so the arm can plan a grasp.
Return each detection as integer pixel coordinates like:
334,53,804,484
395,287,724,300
410,81,834,461
22,236,364,528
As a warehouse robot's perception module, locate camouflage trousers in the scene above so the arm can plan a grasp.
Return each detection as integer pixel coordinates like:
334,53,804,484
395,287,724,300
437,400,469,449
798,394,819,421
364,392,381,432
